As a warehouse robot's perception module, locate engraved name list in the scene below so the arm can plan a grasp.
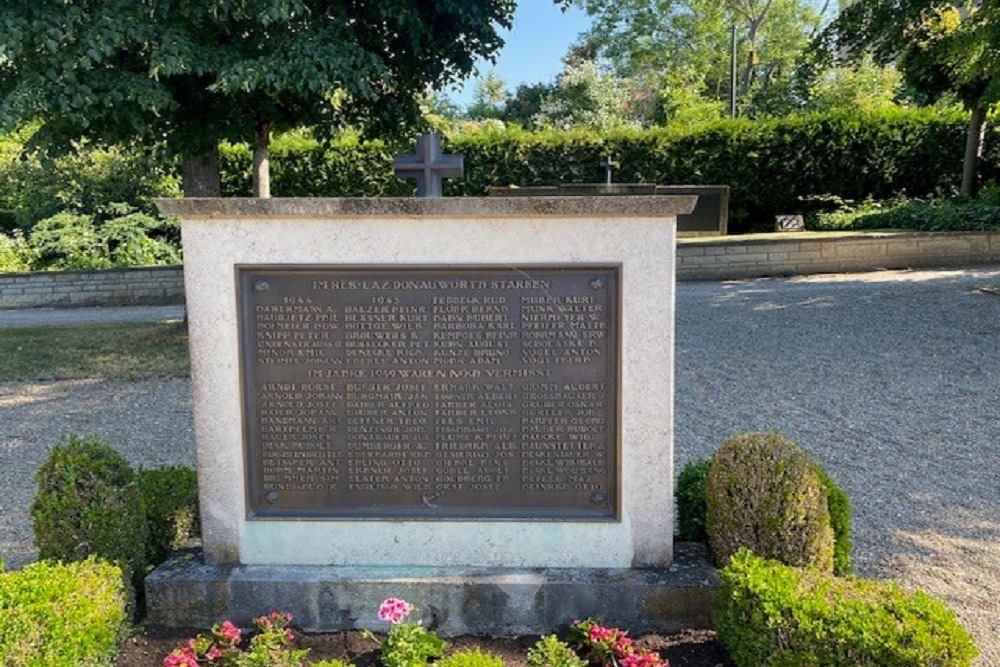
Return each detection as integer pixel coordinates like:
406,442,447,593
238,266,620,520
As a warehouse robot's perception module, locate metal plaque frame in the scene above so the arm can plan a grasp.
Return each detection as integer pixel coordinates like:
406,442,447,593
236,264,622,521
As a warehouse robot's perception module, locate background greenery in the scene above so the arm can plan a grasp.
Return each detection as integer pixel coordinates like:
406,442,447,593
2,105,998,271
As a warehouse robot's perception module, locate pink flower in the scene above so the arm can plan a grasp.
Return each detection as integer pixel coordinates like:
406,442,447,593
621,651,666,667
612,635,634,657
588,625,616,643
219,620,241,644
206,646,222,660
163,651,198,667
377,597,414,624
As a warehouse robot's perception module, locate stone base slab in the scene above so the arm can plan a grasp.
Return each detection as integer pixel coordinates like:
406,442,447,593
145,544,718,636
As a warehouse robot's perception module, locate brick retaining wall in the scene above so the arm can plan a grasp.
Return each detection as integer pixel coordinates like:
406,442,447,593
0,265,184,310
2,232,998,308
676,230,1000,281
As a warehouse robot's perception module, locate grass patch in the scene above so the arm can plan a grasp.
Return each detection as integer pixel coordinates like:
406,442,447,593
0,320,189,380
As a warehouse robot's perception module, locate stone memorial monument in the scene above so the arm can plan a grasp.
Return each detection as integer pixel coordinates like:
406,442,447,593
148,185,715,634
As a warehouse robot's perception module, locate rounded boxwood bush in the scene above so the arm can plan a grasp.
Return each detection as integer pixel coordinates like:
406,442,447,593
30,434,148,593
137,465,199,567
816,465,853,575
706,431,835,571
675,456,713,542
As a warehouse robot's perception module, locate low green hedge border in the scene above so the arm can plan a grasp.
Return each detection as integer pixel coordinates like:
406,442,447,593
0,558,127,667
717,550,978,667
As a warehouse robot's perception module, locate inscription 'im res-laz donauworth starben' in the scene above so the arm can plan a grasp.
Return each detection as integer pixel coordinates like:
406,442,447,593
237,265,620,520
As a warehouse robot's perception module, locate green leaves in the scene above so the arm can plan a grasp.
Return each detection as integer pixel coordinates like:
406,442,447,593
717,550,979,667
0,558,127,667
0,0,516,176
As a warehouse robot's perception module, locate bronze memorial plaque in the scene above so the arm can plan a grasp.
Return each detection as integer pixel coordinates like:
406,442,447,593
237,265,620,520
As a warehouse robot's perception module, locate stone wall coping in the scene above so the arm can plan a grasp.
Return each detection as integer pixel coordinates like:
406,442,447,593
0,264,181,280
678,229,992,246
155,196,697,219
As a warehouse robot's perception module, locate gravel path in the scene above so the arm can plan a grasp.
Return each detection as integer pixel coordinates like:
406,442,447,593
2,266,998,664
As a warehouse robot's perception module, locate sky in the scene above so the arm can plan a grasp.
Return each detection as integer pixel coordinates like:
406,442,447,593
445,3,593,109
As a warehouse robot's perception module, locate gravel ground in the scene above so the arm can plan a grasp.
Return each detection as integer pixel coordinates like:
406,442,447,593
2,266,998,664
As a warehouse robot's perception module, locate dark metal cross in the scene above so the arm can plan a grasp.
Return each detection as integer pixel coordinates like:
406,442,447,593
393,133,464,197
599,155,619,185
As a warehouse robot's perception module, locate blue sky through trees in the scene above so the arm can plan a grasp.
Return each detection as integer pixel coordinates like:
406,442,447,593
447,3,592,107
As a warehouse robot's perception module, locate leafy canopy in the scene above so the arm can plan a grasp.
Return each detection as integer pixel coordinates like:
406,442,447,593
574,0,829,117
0,0,518,157
818,0,994,108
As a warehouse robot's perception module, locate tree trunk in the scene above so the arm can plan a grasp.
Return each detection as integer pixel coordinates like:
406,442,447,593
961,103,987,198
253,123,272,199
181,145,221,197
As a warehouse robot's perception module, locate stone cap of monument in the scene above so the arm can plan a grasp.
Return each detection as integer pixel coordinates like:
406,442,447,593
155,196,697,219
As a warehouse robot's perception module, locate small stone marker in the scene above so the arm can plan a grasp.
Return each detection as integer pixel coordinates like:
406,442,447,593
393,133,464,197
776,214,805,232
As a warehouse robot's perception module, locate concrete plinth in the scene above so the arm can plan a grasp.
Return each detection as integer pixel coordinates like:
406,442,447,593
146,544,718,636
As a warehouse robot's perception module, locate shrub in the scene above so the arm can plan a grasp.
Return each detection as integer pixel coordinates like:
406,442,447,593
705,432,834,571
369,597,446,667
438,648,505,667
527,635,586,667
681,451,853,575
27,210,180,271
853,198,1000,231
566,619,667,667
0,229,34,273
164,611,308,667
0,557,127,667
0,135,177,231
137,466,199,567
30,434,148,595
675,456,713,542
817,466,853,575
716,549,978,667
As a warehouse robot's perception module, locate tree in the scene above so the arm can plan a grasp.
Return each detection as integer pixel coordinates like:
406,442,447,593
533,59,650,129
0,1,518,197
820,0,998,196
573,0,829,117
467,72,511,120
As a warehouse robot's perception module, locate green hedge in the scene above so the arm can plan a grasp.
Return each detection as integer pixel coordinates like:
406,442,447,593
0,558,127,667
717,550,977,667
2,108,992,235
211,108,976,233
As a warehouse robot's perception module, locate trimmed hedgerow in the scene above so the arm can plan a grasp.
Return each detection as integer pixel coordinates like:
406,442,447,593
0,557,128,667
30,435,148,596
136,466,199,568
208,108,975,233
716,549,978,667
